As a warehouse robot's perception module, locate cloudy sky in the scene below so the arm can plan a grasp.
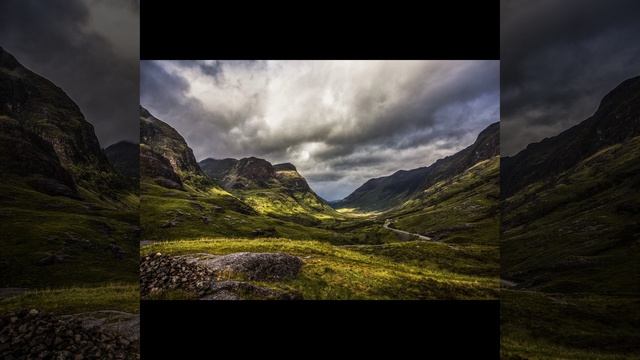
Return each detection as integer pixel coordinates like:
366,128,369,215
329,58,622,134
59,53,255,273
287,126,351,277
501,0,640,156
0,0,139,147
141,60,499,200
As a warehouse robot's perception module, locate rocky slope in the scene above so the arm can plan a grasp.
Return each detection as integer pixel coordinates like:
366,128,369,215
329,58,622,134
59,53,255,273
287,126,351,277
335,122,499,211
201,157,314,193
502,76,640,197
0,47,113,178
199,156,334,218
140,106,202,176
140,106,211,189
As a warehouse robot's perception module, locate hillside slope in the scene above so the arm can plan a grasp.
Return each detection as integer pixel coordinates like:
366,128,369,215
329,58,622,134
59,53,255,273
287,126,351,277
502,76,640,197
200,157,337,221
335,122,499,211
0,48,138,289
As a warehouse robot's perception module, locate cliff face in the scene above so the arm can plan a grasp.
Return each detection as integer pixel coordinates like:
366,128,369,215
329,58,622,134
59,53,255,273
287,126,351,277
140,106,203,177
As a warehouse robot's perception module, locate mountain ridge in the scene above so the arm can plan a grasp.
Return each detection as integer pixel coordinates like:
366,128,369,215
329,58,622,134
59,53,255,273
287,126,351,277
502,75,640,197
335,122,499,211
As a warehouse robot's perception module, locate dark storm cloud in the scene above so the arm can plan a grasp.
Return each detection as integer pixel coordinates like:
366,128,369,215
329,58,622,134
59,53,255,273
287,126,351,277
141,60,498,200
0,0,139,147
501,0,640,155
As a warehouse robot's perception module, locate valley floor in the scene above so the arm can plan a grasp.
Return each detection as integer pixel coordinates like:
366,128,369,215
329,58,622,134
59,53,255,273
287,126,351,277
141,237,498,300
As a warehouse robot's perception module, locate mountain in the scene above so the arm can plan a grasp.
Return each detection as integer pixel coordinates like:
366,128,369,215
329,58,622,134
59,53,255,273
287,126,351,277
200,158,314,192
0,116,78,197
0,46,113,179
104,141,139,181
198,158,238,180
140,106,208,189
199,156,335,219
0,48,138,288
0,47,133,198
335,122,499,211
140,106,203,176
502,76,640,197
502,75,640,294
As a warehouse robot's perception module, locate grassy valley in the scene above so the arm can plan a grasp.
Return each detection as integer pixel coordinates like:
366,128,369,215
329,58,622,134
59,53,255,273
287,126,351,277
139,107,500,300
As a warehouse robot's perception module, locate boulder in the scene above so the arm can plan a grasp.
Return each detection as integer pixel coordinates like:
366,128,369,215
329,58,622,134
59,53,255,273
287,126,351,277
183,252,303,281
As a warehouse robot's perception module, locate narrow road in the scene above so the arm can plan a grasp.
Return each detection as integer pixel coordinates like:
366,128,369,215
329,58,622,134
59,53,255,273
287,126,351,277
383,219,432,240
382,219,459,250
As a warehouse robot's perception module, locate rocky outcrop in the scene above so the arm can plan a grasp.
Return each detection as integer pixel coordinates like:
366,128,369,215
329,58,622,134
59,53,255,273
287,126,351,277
139,106,211,189
199,156,330,213
0,117,78,196
140,106,203,177
140,253,214,297
0,309,138,359
182,252,303,281
140,252,304,300
139,144,183,189
201,157,277,190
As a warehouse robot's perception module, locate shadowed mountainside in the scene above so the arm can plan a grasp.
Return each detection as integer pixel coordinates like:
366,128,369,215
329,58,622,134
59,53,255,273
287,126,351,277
502,76,640,197
105,141,139,183
501,76,640,359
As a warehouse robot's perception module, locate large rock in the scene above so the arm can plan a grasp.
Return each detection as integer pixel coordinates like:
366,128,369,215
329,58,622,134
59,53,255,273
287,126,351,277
183,252,303,281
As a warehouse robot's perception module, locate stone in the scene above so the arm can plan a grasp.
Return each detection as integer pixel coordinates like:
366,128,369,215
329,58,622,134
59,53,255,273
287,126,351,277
184,252,303,281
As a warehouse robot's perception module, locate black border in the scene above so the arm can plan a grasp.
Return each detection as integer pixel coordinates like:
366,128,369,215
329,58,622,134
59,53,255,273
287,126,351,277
140,0,499,60
141,300,500,358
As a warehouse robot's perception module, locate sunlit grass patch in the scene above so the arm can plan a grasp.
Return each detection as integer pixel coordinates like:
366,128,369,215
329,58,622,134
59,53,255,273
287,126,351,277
142,238,498,300
0,283,140,314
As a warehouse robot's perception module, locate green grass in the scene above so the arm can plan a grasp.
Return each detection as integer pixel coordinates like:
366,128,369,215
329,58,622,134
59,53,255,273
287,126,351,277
140,154,501,300
501,290,640,359
502,136,640,294
141,238,498,300
141,180,363,243
388,157,500,243
0,179,139,288
0,283,139,314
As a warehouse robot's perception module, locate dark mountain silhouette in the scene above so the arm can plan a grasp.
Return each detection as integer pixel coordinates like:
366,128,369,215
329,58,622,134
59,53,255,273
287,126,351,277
0,46,112,176
105,141,139,181
502,76,640,197
0,47,130,197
